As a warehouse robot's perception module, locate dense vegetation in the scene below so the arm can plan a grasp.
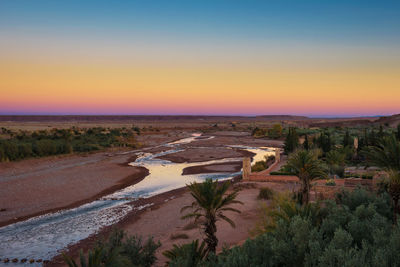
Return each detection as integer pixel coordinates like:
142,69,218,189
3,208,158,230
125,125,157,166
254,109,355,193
0,126,141,162
252,124,283,139
164,124,400,266
167,188,400,267
63,229,160,267
278,124,400,177
59,123,400,266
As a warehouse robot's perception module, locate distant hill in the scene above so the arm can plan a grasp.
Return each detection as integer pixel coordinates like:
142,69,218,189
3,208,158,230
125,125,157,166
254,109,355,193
254,115,309,120
1,115,397,127
374,114,400,126
308,118,377,128
0,115,310,123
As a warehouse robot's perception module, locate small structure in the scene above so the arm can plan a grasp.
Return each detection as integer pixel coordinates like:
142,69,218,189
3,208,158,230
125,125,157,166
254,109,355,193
354,137,358,150
275,149,280,163
242,157,251,180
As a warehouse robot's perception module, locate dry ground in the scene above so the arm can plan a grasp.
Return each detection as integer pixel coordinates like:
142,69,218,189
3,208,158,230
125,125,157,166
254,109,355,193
48,181,296,267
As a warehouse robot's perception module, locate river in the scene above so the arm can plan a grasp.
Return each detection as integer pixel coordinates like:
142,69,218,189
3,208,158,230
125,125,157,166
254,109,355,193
0,134,275,266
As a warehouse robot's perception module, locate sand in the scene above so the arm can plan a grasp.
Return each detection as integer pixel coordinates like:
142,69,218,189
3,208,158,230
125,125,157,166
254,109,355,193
157,147,255,163
182,161,242,175
0,129,285,266
0,151,149,227
0,132,199,227
47,181,296,267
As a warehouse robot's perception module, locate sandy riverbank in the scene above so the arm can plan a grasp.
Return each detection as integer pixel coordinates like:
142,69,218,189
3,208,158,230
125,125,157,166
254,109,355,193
157,147,255,163
0,132,196,227
46,181,296,267
182,161,242,175
1,130,284,265
0,152,149,227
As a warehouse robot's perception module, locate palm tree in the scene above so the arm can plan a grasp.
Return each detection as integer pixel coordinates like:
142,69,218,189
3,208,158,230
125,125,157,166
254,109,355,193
363,135,400,170
285,150,327,204
63,248,105,267
363,135,400,222
388,171,400,223
162,239,207,266
181,179,242,254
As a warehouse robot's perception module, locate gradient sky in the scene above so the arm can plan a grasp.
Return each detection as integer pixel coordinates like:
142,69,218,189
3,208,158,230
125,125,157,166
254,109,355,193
1,0,399,117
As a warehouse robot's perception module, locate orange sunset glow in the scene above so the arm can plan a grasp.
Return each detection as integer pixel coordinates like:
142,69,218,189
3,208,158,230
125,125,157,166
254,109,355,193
1,1,399,116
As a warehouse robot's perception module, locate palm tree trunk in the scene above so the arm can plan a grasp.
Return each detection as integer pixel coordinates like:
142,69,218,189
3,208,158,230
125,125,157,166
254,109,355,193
204,216,218,254
393,198,399,224
302,178,310,205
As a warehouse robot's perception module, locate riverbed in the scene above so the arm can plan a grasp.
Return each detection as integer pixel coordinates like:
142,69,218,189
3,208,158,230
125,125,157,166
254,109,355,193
0,134,275,265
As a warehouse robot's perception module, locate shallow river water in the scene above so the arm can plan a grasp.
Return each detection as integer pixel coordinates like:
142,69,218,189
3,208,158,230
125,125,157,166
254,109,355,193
0,134,275,265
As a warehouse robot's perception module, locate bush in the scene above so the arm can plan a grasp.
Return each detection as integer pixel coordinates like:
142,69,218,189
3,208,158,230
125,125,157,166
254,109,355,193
18,143,33,158
33,139,57,156
251,161,268,172
251,155,275,172
325,179,336,186
2,141,18,160
73,143,100,152
329,165,345,177
0,127,138,161
258,187,274,200
335,188,392,220
63,229,160,267
361,174,373,179
164,240,207,267
170,189,398,267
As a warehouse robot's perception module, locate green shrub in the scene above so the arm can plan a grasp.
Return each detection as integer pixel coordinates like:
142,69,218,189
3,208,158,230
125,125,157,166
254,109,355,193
329,165,345,177
251,161,268,172
63,229,160,267
325,179,336,186
258,187,274,200
168,189,398,267
361,174,373,179
335,188,392,220
251,155,275,172
164,240,207,267
0,127,138,161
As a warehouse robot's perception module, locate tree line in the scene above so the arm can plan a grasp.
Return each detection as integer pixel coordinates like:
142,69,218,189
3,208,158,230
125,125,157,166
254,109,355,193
0,126,141,162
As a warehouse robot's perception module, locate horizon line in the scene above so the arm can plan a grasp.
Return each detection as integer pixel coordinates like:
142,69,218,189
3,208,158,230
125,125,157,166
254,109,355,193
0,113,396,119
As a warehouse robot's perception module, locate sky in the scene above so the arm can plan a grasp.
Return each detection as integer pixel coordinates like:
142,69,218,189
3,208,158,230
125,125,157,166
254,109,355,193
0,0,399,117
